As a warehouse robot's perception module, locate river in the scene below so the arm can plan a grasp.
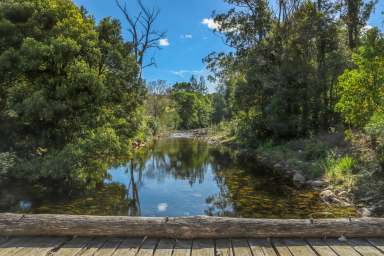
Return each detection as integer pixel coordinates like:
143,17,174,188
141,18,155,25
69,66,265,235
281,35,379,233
0,138,356,218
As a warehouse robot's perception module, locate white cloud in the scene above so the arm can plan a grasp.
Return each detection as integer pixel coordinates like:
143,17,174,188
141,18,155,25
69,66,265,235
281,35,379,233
171,69,206,78
157,203,168,212
159,38,170,46
201,18,220,30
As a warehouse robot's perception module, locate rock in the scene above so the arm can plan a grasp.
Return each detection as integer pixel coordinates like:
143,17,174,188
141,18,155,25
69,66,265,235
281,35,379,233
307,180,328,188
359,207,372,217
337,191,348,198
320,190,341,204
293,172,306,188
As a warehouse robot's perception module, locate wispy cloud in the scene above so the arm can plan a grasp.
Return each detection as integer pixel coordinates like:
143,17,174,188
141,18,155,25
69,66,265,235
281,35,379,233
201,18,220,30
181,34,193,39
171,69,206,78
159,38,170,46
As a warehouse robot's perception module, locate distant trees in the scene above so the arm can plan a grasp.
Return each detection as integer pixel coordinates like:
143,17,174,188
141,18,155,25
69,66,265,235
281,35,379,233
0,0,145,187
171,76,212,130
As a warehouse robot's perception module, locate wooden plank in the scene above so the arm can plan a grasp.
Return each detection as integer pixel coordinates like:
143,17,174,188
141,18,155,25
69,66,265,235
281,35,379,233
113,238,144,256
53,237,92,256
173,240,192,256
272,239,292,256
12,237,68,256
231,239,250,256
154,239,174,256
215,239,232,256
326,238,361,256
306,238,338,256
348,238,384,256
368,238,384,253
136,238,158,256
282,239,317,256
192,239,214,256
248,239,277,256
94,238,123,256
4,214,384,238
79,238,107,256
0,237,33,256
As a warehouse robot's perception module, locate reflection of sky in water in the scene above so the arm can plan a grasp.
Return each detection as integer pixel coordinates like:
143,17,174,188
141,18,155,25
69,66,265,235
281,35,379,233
0,138,357,218
108,162,228,217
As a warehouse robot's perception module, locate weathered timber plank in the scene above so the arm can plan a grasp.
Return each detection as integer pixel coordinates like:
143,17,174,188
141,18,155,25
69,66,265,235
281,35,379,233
12,237,68,256
231,239,250,256
192,239,214,256
325,238,361,256
3,214,384,238
215,239,232,256
53,237,92,256
79,238,107,256
306,238,338,256
368,238,384,253
271,239,292,256
173,240,192,256
113,238,144,256
248,239,277,256
348,238,384,256
0,237,33,256
282,239,317,256
136,238,158,256
154,239,174,256
94,238,123,256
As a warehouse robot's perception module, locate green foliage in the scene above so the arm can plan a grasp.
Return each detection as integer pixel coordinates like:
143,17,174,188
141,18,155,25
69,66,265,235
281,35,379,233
206,0,359,143
0,0,145,187
172,91,212,130
322,151,356,187
336,28,384,128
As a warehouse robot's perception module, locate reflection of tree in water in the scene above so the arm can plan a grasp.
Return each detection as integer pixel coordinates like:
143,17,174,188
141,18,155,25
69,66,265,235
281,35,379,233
0,181,136,216
130,139,211,185
205,148,357,218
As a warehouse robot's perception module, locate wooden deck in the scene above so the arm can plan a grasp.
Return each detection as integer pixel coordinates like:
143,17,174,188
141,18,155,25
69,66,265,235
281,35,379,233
1,236,384,256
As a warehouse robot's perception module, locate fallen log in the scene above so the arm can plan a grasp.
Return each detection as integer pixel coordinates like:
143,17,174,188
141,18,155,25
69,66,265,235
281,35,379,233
1,213,384,238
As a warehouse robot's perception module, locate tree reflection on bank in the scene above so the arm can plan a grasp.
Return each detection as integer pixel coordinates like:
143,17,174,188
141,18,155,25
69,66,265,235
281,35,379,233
0,138,357,218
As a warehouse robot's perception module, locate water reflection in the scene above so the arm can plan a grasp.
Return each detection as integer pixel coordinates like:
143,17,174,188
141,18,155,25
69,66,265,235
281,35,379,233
0,138,357,218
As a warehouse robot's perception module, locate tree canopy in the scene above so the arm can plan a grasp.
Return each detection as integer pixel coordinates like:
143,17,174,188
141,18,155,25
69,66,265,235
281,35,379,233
0,0,145,188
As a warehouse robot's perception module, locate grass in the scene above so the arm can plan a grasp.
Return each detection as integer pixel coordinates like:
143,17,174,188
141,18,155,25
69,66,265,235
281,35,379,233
322,151,356,189
254,133,358,187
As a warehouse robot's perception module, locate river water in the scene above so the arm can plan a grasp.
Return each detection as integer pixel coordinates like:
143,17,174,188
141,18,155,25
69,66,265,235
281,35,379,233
0,138,356,218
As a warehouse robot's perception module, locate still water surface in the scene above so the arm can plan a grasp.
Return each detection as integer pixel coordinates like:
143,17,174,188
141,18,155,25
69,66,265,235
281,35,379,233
0,138,356,218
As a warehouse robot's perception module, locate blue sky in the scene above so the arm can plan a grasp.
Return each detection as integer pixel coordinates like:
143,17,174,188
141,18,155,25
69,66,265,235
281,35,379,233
73,0,384,90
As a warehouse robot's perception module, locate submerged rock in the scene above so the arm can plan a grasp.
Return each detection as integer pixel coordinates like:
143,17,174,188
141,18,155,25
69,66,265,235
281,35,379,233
293,172,306,188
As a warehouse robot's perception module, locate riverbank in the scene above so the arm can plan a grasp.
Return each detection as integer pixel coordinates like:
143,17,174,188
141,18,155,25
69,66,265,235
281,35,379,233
183,127,384,217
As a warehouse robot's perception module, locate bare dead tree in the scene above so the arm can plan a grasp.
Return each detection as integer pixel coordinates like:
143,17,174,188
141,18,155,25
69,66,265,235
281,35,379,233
116,0,166,77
